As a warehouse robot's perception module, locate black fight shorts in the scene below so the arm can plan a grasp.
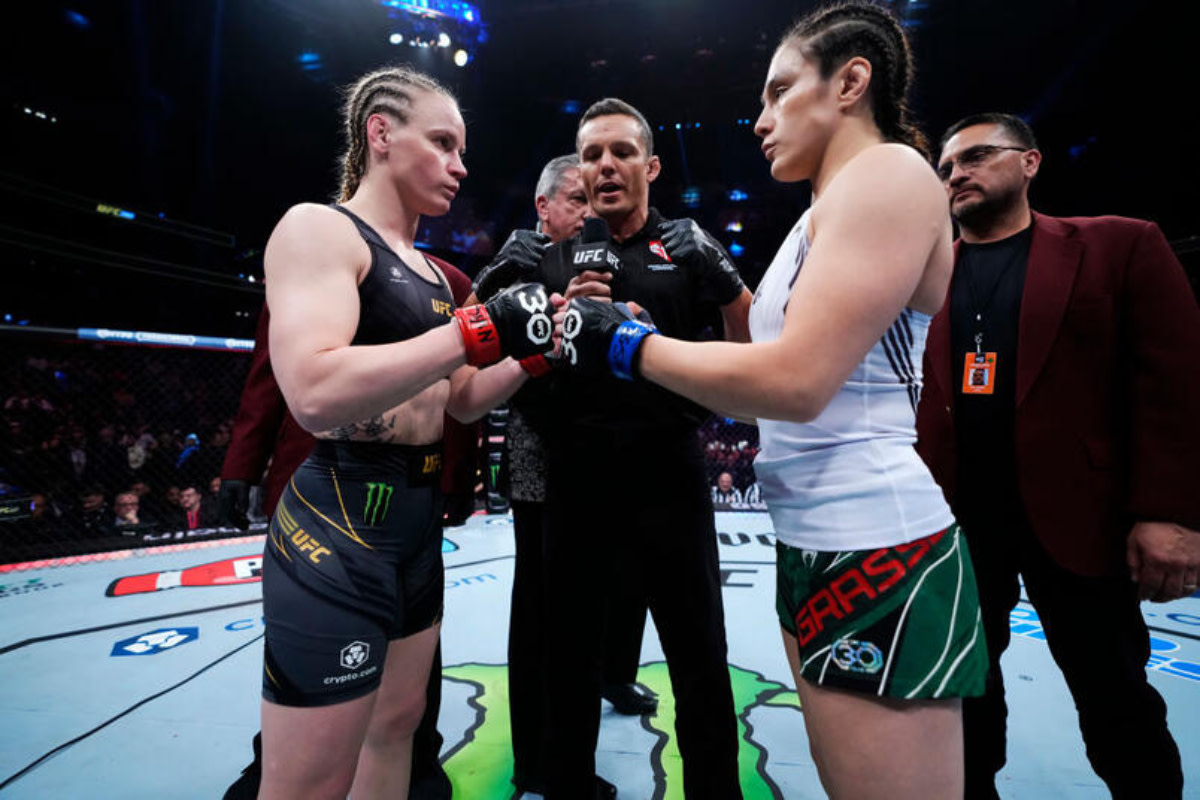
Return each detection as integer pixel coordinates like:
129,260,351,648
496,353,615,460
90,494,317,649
261,440,445,707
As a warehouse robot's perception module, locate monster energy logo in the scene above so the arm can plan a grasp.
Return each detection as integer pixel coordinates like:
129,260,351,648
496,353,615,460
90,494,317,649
489,464,500,487
364,482,394,526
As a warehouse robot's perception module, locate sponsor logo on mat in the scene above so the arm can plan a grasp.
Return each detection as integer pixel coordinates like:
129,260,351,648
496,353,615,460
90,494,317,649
111,627,199,656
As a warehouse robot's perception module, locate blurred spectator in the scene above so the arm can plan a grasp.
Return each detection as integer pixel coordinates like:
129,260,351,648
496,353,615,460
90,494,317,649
112,490,157,534
176,433,202,477
174,484,216,530
29,493,52,522
65,427,92,486
134,481,165,522
113,491,142,526
711,472,743,505
743,481,763,506
71,485,111,536
93,424,128,491
153,484,184,526
21,491,67,539
126,432,156,480
189,426,230,484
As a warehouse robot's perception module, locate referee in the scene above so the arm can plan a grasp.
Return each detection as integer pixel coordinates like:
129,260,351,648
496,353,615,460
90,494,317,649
486,97,752,799
474,153,657,797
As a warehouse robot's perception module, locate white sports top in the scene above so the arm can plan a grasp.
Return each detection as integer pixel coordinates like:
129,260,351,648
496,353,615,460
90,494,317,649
748,208,954,551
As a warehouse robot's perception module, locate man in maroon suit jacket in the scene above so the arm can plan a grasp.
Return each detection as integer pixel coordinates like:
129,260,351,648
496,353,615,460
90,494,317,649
220,253,477,800
917,113,1200,799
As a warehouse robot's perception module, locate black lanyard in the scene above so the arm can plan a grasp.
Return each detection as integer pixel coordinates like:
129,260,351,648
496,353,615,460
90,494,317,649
961,231,1030,353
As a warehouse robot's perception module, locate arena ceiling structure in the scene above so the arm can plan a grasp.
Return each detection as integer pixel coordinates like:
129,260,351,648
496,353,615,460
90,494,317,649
2,4,1200,798
3,0,1192,336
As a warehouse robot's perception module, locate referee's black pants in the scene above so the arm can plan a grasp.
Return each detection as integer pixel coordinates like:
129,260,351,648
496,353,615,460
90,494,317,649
508,499,648,789
542,430,742,799
959,506,1181,800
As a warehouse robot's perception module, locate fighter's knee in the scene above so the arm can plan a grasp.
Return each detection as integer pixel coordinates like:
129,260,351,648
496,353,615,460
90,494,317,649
364,694,427,747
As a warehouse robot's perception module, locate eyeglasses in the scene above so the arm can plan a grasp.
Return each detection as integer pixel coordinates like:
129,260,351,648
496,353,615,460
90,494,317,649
936,145,1027,182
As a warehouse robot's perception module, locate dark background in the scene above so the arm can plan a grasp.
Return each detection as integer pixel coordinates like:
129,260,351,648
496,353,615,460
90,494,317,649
4,0,1195,338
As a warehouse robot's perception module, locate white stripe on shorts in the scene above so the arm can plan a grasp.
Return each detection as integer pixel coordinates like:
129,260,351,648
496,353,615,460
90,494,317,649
934,607,983,698
906,533,966,699
877,532,961,696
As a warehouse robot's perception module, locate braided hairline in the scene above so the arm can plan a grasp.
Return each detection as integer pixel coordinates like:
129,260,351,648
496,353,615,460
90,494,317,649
337,67,454,202
782,1,928,157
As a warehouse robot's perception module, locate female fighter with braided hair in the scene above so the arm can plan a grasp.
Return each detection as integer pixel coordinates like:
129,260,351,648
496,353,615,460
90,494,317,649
559,4,987,797
257,65,549,799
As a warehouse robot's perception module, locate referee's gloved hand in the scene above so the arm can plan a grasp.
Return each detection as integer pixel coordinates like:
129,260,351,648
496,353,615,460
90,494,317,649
455,283,555,368
659,217,745,298
472,230,550,302
558,297,656,380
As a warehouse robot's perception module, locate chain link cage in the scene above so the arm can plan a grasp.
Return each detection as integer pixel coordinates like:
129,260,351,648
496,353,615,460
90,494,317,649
0,324,765,570
0,327,259,567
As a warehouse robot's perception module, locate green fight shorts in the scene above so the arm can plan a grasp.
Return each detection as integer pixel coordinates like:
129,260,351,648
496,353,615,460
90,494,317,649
776,524,987,699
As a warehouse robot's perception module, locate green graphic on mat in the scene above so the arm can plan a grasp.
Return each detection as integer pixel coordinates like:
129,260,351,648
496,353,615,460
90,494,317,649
636,662,801,799
363,482,394,526
440,662,802,799
441,664,515,795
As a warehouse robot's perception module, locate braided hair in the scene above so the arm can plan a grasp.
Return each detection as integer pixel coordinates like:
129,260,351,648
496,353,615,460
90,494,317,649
336,66,456,202
780,1,928,158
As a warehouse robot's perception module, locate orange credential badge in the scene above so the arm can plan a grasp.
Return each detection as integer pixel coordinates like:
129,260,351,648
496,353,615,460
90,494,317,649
961,352,997,395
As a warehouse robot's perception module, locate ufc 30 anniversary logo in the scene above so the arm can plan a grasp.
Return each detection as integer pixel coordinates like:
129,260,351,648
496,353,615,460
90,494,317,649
518,285,552,346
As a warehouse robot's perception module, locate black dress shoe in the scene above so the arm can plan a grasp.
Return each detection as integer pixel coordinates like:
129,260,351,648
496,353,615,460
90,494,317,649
602,682,658,715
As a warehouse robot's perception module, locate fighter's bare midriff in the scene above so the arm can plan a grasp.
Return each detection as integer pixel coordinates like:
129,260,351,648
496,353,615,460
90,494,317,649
315,378,450,446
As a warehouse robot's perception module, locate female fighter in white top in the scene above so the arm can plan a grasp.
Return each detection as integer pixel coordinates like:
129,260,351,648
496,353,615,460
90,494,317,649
558,4,987,797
